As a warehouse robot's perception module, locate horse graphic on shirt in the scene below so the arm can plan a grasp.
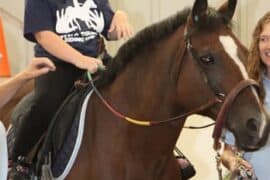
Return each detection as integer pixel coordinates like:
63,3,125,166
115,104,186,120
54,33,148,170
56,0,105,39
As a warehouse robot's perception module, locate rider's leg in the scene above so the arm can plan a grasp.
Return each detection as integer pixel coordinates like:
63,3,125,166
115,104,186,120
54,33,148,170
8,61,83,179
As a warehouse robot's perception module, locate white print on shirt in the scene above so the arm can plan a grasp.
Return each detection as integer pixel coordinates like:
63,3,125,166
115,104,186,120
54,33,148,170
56,0,105,42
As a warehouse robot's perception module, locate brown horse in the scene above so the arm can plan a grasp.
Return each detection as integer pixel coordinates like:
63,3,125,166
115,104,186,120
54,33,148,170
63,0,270,179
4,0,270,179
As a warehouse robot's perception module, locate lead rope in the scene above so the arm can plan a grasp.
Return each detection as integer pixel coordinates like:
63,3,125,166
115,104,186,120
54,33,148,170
215,146,256,180
215,150,223,180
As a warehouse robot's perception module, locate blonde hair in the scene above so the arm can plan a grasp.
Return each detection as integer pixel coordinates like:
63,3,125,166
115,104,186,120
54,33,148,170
247,12,270,99
248,12,270,82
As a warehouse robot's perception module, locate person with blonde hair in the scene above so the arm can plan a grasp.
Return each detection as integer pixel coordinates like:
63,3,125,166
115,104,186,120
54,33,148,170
222,11,270,180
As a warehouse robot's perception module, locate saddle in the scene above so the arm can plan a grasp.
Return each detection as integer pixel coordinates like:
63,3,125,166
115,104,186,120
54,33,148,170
35,75,93,177
7,74,93,179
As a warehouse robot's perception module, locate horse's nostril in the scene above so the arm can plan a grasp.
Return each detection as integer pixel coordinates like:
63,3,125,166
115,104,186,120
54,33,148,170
246,118,258,132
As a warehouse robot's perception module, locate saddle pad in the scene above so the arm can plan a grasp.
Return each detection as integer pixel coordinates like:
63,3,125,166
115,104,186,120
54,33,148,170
51,90,93,179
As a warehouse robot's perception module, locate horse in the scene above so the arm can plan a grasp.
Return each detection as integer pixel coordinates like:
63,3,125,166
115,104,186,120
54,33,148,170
4,0,270,179
62,0,270,179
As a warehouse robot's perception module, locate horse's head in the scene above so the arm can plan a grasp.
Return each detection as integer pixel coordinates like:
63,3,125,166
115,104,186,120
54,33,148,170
96,0,270,152
174,0,270,151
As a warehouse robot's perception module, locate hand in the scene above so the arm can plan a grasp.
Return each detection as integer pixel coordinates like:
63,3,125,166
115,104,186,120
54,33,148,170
22,57,56,80
108,10,134,40
74,55,104,73
221,144,252,172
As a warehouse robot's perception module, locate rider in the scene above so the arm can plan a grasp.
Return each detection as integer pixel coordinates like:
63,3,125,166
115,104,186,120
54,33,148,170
8,0,133,179
8,1,195,179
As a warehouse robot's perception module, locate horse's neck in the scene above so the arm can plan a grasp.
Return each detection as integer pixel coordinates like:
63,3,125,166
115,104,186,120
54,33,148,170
95,32,186,149
104,26,186,122
79,28,187,177
104,58,174,121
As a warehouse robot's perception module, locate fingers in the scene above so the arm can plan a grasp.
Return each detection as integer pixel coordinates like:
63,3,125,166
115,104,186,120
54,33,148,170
94,59,105,70
88,61,99,73
108,23,116,34
116,23,133,39
34,67,51,77
122,24,133,39
238,158,252,169
26,58,56,78
32,57,56,71
109,11,134,40
88,59,105,73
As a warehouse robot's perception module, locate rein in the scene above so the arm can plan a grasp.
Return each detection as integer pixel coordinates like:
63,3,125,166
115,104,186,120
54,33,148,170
85,24,222,126
87,71,221,126
87,24,259,130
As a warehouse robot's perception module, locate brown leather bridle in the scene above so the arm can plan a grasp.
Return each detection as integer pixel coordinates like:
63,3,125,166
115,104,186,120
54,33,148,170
87,22,260,149
183,26,260,150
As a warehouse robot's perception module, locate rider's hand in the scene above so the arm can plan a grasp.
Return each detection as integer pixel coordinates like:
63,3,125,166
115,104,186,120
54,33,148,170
74,55,104,73
22,57,56,80
108,10,134,40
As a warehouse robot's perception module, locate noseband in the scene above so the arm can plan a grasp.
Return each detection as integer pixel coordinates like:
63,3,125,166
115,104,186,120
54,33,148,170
212,79,259,150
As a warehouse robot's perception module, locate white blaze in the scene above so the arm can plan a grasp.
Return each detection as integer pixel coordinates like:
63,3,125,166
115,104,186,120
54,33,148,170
219,36,260,101
219,36,248,79
219,36,263,137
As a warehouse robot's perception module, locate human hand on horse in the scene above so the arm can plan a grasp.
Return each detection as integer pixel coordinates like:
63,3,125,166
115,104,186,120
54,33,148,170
108,10,134,40
20,57,56,80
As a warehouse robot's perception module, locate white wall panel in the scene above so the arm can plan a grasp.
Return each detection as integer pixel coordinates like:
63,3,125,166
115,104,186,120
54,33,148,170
245,0,270,46
0,1,33,74
1,1,270,179
107,0,155,55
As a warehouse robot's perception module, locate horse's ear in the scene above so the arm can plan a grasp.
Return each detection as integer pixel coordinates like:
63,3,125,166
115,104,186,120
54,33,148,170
218,0,237,20
191,0,208,24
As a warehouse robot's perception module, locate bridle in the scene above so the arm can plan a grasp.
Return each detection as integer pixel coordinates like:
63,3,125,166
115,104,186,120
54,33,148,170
183,25,260,150
87,20,260,150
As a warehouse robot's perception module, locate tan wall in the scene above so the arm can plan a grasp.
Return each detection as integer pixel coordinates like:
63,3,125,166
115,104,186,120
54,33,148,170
1,0,270,179
1,0,268,73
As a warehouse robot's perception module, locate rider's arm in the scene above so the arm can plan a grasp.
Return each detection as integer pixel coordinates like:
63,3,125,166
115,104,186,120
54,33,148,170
34,31,103,73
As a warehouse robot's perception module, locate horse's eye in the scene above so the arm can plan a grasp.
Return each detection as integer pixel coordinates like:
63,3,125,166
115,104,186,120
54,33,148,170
199,54,215,64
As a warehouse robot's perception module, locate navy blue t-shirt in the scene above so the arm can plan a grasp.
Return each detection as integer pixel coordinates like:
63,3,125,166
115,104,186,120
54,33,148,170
24,0,114,58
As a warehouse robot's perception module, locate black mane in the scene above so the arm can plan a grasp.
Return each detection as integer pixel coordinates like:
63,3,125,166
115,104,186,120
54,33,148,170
96,7,231,88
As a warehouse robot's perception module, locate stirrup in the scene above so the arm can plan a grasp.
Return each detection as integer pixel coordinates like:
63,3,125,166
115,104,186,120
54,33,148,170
8,156,33,180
